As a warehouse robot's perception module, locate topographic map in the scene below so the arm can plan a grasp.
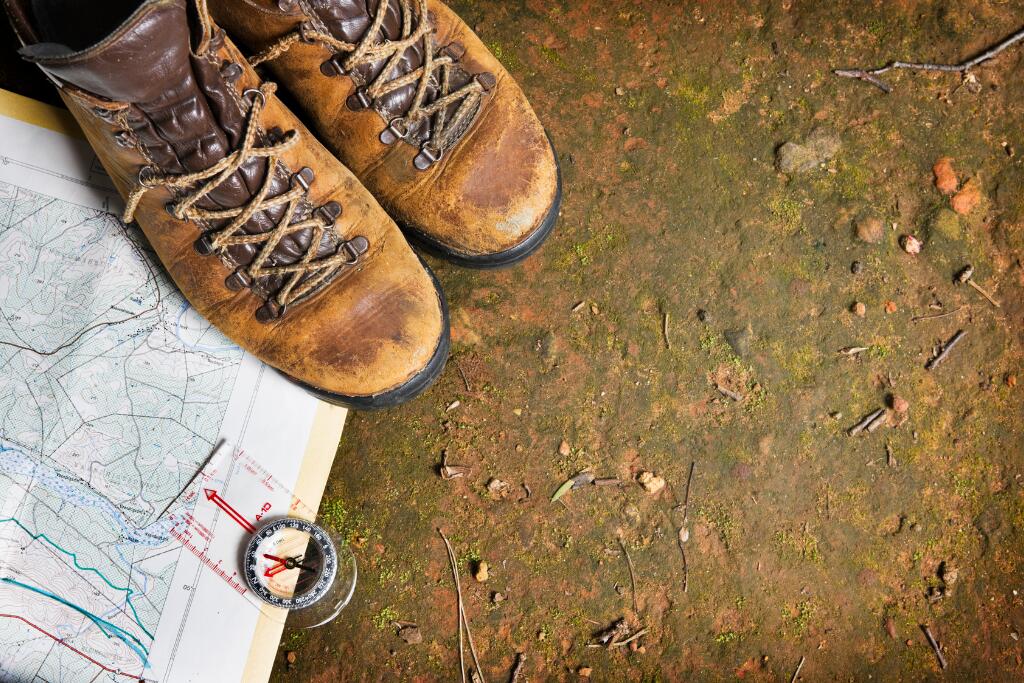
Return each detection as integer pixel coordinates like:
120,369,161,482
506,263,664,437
0,179,241,679
0,94,343,682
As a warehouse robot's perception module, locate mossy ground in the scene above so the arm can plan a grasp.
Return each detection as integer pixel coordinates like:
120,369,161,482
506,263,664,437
269,2,1024,680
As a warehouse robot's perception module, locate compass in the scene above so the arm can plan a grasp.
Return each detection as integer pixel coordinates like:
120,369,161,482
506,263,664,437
244,518,340,610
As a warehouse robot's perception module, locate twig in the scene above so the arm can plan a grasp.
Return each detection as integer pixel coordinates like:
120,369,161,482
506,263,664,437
848,408,885,436
714,383,744,401
608,627,649,648
921,624,948,669
439,529,487,683
510,652,525,682
911,306,965,323
790,655,806,683
835,26,1024,92
925,329,966,370
681,461,695,519
456,362,472,392
662,312,671,350
618,537,639,613
967,280,1001,308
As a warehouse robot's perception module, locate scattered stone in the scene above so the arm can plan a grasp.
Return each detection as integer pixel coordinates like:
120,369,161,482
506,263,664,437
855,215,885,243
637,471,666,495
577,666,593,678
487,478,510,498
724,325,752,358
397,624,423,644
850,260,863,275
885,617,898,639
446,399,461,412
776,128,841,174
933,157,958,195
558,440,571,456
590,303,600,315
851,301,866,317
1007,374,1017,388
474,561,490,582
537,629,547,641
513,408,523,417
900,234,922,254
538,331,559,369
491,591,505,604
884,300,897,314
951,177,982,215
285,650,297,670
890,395,909,414
697,308,710,323
614,86,625,96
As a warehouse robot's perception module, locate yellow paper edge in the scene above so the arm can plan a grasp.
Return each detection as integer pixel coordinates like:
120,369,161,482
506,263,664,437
241,401,346,682
0,86,348,682
0,87,82,138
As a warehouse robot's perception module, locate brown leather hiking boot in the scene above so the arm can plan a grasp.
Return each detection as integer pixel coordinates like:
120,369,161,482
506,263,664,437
7,0,449,408
208,0,561,267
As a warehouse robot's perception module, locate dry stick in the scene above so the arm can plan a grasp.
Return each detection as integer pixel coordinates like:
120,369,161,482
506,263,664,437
456,362,472,392
439,529,487,683
679,461,696,593
609,627,649,648
848,408,885,436
967,280,1001,308
834,25,1024,92
510,652,525,682
618,537,639,613
662,312,671,350
921,624,948,669
790,655,806,683
925,329,966,370
911,305,965,323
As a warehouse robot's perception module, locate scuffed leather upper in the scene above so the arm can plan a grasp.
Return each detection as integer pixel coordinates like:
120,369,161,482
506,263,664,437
9,0,446,399
212,0,559,258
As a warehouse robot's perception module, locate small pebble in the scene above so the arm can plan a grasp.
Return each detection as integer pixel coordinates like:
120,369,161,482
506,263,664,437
850,260,863,274
285,651,297,665
884,300,897,314
697,308,710,322
1006,374,1017,388
578,666,593,678
492,591,505,603
637,471,666,495
933,157,958,195
474,561,489,582
851,301,866,317
890,395,909,414
900,234,923,254
558,440,571,456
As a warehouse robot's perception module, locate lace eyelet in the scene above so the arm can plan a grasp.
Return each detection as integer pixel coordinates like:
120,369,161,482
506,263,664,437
138,165,159,188
340,235,369,264
224,268,252,291
291,167,315,192
379,118,409,145
242,88,267,108
193,233,217,256
319,56,346,77
413,143,442,170
255,299,287,323
316,201,342,226
346,87,372,111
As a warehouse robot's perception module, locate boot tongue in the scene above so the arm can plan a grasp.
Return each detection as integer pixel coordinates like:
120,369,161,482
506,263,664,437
20,0,192,104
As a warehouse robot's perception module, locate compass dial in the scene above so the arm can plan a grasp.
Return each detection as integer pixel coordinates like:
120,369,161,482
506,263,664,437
244,518,337,609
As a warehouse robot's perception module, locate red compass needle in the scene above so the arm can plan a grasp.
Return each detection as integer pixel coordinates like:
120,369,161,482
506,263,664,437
263,554,286,563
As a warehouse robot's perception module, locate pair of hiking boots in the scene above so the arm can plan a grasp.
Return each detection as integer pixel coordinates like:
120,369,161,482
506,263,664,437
6,0,560,408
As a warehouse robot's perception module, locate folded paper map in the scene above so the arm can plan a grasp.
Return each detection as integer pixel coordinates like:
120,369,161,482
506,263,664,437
0,89,345,682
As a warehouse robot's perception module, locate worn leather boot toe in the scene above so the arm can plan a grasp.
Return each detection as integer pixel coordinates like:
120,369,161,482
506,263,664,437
7,0,449,408
210,0,561,267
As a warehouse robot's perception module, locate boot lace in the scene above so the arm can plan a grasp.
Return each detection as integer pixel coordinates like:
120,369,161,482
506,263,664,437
123,82,365,321
250,0,490,169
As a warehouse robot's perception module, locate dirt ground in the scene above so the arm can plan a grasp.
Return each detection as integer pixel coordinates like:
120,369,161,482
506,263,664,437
5,0,1022,680
271,1,1024,681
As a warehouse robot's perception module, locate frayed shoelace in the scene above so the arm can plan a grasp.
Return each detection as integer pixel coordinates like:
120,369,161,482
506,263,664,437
124,82,363,320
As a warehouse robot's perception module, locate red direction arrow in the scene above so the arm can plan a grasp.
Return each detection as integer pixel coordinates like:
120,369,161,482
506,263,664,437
203,489,256,534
